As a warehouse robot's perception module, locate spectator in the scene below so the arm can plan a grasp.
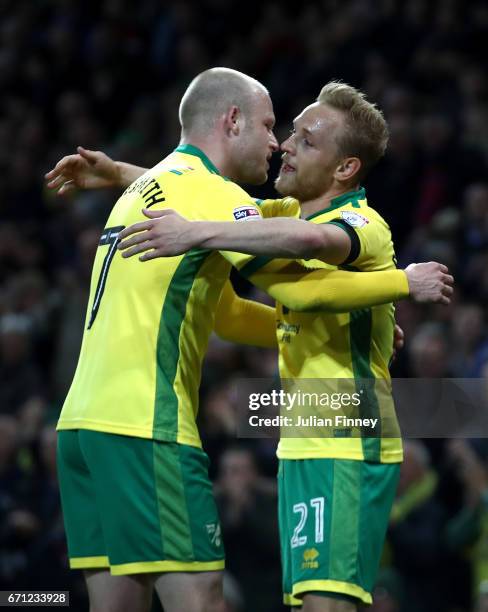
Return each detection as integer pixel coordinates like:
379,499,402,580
387,441,449,612
0,315,43,415
215,446,282,612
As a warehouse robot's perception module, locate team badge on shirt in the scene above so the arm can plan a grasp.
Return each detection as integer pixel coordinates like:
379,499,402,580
341,210,369,228
233,205,261,221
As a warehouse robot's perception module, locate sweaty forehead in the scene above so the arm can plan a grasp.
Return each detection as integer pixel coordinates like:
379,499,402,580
294,103,344,135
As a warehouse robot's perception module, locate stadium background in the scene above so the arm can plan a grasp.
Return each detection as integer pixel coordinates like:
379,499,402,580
1,0,488,610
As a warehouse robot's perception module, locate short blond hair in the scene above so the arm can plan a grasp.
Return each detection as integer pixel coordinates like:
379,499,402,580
317,81,389,180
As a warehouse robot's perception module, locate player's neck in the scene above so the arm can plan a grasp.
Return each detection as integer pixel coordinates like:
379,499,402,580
179,137,231,178
299,183,360,219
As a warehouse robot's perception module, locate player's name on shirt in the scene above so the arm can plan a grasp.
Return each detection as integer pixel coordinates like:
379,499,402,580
123,174,166,208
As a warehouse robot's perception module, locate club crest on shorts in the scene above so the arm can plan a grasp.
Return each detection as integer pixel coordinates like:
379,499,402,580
233,205,261,221
340,210,369,228
206,523,222,547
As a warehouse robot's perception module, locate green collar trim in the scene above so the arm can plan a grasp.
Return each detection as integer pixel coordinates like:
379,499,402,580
306,187,366,221
175,144,221,175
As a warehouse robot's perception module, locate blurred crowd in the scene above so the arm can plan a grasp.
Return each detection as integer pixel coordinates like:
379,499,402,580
1,0,488,610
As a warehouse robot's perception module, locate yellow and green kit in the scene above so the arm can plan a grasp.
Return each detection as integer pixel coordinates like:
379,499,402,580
260,188,404,605
57,147,408,577
57,145,265,573
57,145,262,448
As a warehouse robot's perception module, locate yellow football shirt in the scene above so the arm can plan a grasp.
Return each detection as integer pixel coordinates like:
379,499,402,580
274,188,403,463
57,145,262,447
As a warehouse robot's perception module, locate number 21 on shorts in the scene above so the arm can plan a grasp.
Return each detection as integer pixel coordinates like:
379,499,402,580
291,497,325,548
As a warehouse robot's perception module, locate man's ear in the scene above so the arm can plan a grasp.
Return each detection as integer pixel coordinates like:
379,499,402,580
334,157,361,182
223,105,241,136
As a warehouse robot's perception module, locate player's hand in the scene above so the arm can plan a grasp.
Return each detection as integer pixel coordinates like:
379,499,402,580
393,324,404,352
405,262,454,305
117,208,196,260
45,146,120,195
390,323,405,365
389,324,404,366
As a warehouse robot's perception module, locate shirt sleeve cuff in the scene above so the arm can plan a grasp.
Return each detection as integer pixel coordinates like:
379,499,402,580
393,270,409,299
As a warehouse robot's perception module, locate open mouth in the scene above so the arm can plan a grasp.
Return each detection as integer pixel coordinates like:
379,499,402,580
281,162,295,173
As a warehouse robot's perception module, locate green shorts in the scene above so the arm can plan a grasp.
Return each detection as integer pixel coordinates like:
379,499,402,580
278,458,400,606
57,430,224,575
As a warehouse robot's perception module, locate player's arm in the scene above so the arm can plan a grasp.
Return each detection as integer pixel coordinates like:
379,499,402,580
117,213,417,311
45,147,147,195
238,258,413,313
117,212,454,309
237,250,453,313
214,281,277,348
193,216,349,262
116,208,346,261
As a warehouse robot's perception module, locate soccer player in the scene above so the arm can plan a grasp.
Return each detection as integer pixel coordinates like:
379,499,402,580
48,70,452,612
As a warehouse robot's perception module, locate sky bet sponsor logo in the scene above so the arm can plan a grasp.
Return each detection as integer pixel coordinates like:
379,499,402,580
233,205,260,221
